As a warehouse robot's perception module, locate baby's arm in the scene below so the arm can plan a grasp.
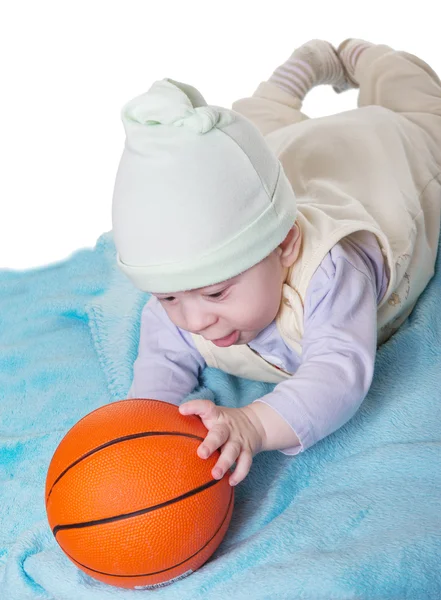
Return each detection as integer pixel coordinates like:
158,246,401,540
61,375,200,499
249,234,384,455
127,296,206,405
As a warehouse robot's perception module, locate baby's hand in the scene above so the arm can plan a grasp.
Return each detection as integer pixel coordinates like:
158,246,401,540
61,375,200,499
179,400,266,486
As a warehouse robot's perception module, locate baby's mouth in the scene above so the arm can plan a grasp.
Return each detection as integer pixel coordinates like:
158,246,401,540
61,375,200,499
210,330,240,347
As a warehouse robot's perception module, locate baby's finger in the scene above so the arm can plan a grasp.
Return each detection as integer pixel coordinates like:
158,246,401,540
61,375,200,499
228,449,253,486
198,424,230,459
179,399,216,419
211,440,242,480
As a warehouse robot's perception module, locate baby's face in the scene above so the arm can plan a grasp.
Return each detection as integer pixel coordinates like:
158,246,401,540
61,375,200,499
153,249,288,347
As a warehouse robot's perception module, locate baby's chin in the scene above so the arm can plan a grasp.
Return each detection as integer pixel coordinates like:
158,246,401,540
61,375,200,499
236,330,260,345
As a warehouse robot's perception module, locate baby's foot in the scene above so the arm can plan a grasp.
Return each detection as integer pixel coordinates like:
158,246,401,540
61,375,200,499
269,39,355,100
333,38,375,91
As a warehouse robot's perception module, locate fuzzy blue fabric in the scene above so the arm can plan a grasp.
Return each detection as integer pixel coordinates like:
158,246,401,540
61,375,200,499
1,231,440,600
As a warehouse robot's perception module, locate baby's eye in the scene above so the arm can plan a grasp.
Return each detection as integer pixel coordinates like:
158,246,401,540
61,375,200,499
206,291,225,299
160,296,175,302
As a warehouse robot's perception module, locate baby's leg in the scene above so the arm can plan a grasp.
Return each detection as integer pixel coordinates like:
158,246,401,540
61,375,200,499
267,39,354,99
232,39,355,137
337,39,441,152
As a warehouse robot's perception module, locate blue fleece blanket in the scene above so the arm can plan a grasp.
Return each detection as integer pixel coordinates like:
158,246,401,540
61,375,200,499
1,231,440,600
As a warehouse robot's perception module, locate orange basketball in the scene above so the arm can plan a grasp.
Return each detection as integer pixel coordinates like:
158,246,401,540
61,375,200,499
45,398,234,589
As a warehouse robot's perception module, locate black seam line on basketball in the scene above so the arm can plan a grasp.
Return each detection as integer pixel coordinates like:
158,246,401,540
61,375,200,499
60,486,234,579
46,431,204,502
53,477,222,537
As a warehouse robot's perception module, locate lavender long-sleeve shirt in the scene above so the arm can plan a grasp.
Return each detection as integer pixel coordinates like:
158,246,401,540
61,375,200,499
127,231,388,455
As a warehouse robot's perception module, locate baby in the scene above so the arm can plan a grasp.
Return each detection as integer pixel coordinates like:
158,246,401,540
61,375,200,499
112,38,441,487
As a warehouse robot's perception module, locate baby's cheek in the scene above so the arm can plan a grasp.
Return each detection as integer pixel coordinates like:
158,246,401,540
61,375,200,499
243,291,278,327
162,304,184,328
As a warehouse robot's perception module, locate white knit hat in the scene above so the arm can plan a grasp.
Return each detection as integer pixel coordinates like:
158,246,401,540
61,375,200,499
112,78,297,293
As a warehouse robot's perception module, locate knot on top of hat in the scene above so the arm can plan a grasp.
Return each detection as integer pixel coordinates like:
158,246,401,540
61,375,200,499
172,105,221,133
122,78,224,134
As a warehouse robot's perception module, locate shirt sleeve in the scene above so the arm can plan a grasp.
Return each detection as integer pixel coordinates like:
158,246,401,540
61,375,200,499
127,296,206,405
253,237,380,455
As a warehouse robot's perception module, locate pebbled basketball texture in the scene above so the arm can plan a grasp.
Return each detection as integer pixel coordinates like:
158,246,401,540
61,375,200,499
45,398,234,589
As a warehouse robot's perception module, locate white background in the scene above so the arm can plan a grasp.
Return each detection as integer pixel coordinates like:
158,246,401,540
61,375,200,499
1,0,439,269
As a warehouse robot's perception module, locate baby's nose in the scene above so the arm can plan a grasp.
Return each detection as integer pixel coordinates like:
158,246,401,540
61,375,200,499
183,309,217,335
